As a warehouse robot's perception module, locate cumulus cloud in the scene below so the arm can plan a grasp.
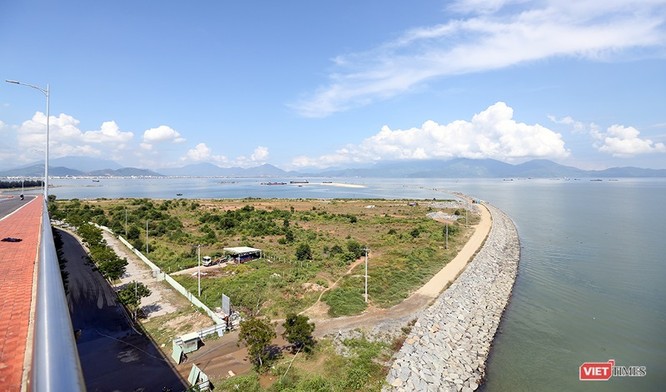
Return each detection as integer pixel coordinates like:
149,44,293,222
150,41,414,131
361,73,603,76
597,125,666,157
143,125,186,144
15,112,135,162
291,0,666,117
185,143,212,161
180,144,270,168
250,146,269,162
82,121,133,144
182,143,228,165
291,102,569,168
549,114,666,157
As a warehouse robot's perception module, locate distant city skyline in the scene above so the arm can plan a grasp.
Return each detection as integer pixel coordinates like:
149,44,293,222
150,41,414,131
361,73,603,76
1,0,665,171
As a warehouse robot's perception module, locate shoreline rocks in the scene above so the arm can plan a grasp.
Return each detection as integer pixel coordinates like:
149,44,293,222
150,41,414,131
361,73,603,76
383,203,520,392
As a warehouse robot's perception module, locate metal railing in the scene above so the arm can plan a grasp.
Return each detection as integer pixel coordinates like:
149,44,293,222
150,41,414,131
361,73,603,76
31,200,86,391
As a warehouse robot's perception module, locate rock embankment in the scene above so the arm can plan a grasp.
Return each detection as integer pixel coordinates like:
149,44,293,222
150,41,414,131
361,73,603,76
384,203,520,392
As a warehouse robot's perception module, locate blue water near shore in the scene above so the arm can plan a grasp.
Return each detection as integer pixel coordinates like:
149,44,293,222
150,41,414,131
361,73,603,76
44,177,666,391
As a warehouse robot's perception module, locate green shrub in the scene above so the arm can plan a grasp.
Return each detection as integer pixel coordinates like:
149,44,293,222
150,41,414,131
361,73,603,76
322,287,367,317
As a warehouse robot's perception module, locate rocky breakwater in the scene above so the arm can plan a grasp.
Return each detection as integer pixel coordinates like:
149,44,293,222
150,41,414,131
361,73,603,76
384,203,520,392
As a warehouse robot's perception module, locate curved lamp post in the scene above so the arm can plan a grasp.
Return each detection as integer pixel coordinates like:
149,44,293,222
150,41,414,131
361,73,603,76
5,79,50,200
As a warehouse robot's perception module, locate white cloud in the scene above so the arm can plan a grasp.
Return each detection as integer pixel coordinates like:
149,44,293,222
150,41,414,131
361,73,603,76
180,144,270,168
15,112,135,163
548,115,589,134
549,114,666,157
182,143,229,165
185,143,212,161
597,125,666,157
82,121,133,144
290,102,569,168
143,125,186,144
291,0,666,117
250,146,269,162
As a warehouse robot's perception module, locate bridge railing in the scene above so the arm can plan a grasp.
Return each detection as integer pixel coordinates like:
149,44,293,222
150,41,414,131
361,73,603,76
31,200,86,391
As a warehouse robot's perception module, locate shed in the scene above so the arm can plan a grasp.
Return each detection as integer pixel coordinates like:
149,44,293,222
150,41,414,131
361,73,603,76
179,332,201,354
171,332,201,364
223,246,262,263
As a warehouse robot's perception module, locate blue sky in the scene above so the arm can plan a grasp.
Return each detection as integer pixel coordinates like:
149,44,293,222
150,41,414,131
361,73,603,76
1,0,665,171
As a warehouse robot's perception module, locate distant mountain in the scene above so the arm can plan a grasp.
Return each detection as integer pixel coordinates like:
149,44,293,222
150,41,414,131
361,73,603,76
2,155,665,179
512,159,585,178
49,156,122,172
88,167,163,177
310,158,517,178
0,163,160,177
0,164,86,177
158,163,290,177
310,158,666,178
592,166,666,177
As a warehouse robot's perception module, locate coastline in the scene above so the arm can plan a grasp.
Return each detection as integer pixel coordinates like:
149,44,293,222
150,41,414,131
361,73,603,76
383,203,520,391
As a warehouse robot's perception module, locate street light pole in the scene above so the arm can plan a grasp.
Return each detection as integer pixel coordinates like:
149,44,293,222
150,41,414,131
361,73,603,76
5,80,50,201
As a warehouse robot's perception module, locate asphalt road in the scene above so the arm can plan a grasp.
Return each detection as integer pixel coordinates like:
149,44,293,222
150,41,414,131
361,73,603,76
58,228,187,392
0,195,35,220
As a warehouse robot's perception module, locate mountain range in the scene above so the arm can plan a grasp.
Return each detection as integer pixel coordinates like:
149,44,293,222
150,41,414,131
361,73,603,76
1,156,665,178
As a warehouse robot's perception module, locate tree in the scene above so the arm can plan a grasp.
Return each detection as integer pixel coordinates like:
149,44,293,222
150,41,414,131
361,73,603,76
238,318,277,371
346,240,365,259
295,243,312,261
282,313,316,354
118,281,151,319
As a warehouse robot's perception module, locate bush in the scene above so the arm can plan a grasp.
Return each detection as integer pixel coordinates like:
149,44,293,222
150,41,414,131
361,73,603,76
322,287,367,317
295,243,313,261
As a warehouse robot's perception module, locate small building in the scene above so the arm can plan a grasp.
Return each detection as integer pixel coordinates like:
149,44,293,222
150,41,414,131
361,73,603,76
223,246,262,263
179,332,201,353
172,332,201,364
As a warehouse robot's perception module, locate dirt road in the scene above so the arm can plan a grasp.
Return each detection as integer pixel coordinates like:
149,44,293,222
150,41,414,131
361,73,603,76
100,231,178,319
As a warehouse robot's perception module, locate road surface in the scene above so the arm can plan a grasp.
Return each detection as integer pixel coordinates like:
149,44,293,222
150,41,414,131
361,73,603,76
0,195,35,221
58,228,187,391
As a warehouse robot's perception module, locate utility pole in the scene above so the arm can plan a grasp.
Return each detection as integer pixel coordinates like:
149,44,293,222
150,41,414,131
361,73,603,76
197,245,201,297
364,247,369,303
145,220,149,255
134,282,138,321
445,224,449,249
125,207,128,238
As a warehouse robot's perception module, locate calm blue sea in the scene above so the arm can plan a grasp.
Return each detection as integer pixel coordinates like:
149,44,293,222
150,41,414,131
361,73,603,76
40,177,666,391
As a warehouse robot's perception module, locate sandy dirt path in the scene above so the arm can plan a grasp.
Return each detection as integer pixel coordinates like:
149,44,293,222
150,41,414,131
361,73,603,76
100,231,178,319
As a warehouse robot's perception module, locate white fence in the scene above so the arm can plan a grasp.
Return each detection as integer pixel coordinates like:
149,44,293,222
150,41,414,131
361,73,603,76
97,224,225,325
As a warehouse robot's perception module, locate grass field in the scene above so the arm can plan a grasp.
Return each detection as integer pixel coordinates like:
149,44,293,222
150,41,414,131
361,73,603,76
51,197,477,318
